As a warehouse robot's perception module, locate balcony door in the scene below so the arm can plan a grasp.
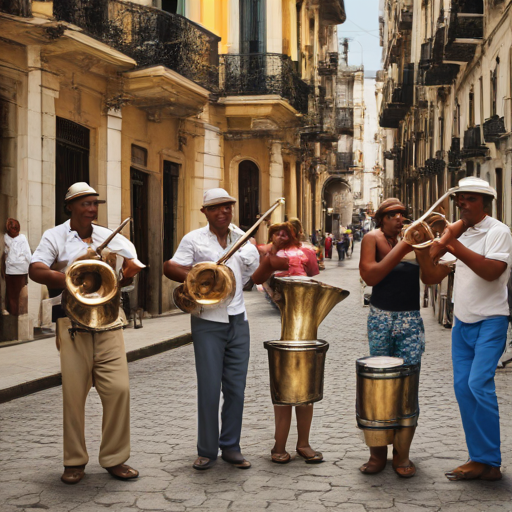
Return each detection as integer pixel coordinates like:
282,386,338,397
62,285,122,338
238,160,260,233
240,0,266,54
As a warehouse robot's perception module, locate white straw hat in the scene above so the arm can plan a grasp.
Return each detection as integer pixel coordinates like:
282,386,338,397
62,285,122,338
65,182,106,203
202,188,237,207
454,177,497,200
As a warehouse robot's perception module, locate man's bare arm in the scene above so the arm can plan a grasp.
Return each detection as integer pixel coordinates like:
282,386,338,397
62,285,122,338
447,239,507,281
163,260,191,283
29,262,66,289
359,235,413,286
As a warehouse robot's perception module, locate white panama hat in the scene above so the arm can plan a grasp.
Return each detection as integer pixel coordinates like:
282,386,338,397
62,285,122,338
65,182,106,203
454,177,497,200
202,188,237,207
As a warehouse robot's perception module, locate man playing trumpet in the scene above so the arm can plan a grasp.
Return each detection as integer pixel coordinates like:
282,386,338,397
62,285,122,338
428,177,512,481
29,182,143,484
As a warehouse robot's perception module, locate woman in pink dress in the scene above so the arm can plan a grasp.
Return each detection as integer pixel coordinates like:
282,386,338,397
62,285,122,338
253,222,323,464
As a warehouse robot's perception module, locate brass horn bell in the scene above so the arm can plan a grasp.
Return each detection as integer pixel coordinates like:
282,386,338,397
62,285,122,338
62,259,121,330
173,262,236,315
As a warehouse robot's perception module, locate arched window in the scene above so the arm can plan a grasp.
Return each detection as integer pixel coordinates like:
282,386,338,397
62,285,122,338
238,160,260,232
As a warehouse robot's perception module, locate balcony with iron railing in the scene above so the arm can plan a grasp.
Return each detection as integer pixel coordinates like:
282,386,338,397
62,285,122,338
483,116,506,143
461,126,488,158
332,152,354,173
52,0,220,91
318,52,338,76
380,67,414,129
444,0,483,64
219,53,310,114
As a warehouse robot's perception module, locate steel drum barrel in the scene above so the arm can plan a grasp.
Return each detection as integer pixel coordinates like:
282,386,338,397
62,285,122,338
356,356,420,446
264,340,329,406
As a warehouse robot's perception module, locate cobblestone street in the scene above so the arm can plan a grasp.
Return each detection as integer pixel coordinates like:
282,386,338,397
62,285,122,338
1,243,512,511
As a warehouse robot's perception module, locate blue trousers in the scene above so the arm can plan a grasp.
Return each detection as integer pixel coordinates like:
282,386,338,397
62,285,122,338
452,315,508,467
191,313,250,460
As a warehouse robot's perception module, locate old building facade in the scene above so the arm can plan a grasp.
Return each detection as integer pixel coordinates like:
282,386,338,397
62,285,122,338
0,0,349,341
377,0,512,227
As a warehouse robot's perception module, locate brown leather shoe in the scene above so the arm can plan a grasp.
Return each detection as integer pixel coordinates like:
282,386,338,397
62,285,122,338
61,465,85,485
105,463,139,480
445,461,502,481
221,450,251,469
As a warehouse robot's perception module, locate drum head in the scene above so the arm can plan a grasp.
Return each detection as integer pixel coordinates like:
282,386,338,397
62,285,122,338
358,356,404,368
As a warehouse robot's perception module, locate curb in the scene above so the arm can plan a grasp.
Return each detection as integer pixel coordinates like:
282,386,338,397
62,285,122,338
0,332,192,405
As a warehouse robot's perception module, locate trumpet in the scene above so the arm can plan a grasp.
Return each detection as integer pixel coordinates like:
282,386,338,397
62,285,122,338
173,198,285,314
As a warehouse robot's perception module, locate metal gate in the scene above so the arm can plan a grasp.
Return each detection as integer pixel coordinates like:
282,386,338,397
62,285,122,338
55,117,90,225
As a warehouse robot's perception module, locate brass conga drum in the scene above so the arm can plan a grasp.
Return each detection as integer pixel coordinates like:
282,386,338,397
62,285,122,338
264,276,349,405
356,356,420,447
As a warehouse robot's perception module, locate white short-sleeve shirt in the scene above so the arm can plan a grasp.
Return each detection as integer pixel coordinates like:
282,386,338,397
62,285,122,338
453,215,512,323
171,224,260,323
31,220,138,273
4,233,32,275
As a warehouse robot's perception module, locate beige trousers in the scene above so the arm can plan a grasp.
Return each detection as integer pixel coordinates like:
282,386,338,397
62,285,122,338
58,318,130,468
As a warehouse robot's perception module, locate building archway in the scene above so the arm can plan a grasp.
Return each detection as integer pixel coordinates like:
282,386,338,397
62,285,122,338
238,160,260,232
322,178,353,238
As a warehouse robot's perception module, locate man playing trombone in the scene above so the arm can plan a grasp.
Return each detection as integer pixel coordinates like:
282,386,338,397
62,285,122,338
29,182,143,484
164,188,260,470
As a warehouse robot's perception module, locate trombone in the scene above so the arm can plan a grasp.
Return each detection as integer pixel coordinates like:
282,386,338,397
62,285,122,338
173,198,285,314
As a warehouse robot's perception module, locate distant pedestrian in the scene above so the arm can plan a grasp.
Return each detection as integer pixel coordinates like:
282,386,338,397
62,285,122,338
2,218,31,316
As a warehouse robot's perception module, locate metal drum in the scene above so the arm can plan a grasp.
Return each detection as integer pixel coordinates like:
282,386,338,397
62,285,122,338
264,340,329,406
356,356,420,446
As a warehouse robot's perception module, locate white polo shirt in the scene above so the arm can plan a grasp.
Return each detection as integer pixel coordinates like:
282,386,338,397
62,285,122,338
31,220,137,273
171,224,260,323
453,215,512,323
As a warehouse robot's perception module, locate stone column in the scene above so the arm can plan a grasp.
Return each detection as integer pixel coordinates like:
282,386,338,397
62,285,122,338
227,0,240,53
267,0,283,53
269,142,284,223
106,109,122,230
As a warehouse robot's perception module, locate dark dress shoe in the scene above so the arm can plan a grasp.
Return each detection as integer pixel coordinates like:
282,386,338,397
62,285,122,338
221,450,251,469
193,456,215,470
61,465,85,484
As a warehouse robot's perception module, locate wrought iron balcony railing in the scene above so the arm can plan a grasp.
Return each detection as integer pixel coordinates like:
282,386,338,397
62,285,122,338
0,0,30,16
461,126,488,158
420,39,432,69
336,107,353,133
335,152,354,171
483,116,506,143
53,0,220,90
318,52,338,76
219,53,310,114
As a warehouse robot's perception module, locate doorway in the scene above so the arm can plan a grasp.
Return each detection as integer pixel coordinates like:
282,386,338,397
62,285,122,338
130,169,149,311
55,117,90,225
238,160,260,232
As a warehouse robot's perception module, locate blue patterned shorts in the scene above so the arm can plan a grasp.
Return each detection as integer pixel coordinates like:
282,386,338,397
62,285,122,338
367,305,425,365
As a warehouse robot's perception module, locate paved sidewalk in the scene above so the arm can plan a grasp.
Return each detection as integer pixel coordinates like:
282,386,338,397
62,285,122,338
0,312,192,403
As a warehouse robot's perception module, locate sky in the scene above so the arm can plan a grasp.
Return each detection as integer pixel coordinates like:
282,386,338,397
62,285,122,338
340,0,382,75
